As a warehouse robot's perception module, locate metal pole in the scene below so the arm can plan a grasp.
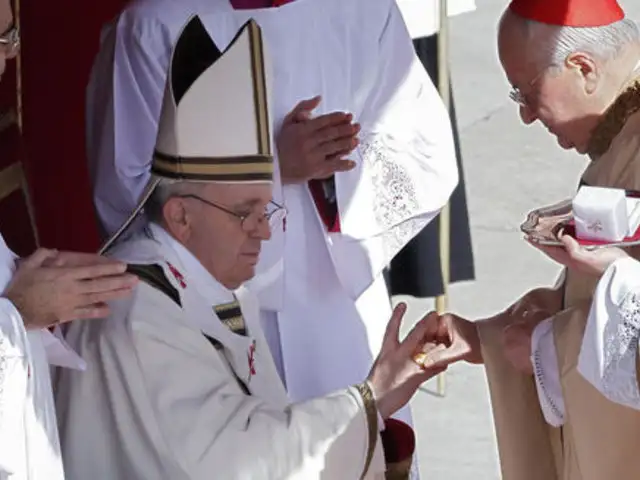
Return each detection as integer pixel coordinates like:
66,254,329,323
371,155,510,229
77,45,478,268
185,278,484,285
435,0,450,397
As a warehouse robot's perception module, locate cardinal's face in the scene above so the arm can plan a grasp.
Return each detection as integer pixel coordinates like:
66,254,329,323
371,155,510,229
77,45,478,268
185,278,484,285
498,16,605,154
506,61,602,154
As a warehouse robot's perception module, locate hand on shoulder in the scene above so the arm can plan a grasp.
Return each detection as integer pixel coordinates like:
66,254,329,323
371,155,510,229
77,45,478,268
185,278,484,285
4,248,138,329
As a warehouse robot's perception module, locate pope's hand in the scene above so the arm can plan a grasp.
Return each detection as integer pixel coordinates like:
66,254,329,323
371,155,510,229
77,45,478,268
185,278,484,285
277,96,360,184
366,303,447,419
413,312,483,370
4,248,138,329
528,233,628,278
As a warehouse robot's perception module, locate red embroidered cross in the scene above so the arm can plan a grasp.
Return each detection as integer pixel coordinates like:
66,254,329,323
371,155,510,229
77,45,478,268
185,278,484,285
167,262,187,289
247,340,257,379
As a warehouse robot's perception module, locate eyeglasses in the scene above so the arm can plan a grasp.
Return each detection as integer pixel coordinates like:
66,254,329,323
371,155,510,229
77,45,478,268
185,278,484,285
509,65,556,108
0,25,20,57
179,194,287,232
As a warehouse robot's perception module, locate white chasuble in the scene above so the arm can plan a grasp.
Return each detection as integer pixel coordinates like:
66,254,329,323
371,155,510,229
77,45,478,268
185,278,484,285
56,225,385,480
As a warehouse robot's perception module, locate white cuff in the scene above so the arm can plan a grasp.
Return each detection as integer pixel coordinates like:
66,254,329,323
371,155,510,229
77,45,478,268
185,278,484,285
578,257,640,410
531,318,566,427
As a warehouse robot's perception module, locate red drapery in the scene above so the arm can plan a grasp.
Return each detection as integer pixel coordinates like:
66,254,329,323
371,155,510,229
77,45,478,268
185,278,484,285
12,1,128,253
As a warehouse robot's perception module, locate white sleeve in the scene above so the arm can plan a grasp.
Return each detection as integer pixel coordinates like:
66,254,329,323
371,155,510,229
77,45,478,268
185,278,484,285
531,318,566,427
578,257,640,409
132,322,384,480
343,0,458,239
86,12,173,237
0,298,29,475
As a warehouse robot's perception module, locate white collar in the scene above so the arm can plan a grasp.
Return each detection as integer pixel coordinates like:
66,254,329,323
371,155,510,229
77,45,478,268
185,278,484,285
148,224,236,307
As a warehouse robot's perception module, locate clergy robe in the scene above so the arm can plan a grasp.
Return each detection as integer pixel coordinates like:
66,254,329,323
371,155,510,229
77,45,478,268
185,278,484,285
85,0,457,433
476,73,640,480
389,0,475,298
56,224,396,480
0,234,85,480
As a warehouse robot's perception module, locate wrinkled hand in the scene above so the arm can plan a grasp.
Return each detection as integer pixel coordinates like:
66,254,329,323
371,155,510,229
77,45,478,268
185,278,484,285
501,308,549,375
367,303,447,419
277,95,360,184
528,234,628,278
4,249,138,329
414,312,483,369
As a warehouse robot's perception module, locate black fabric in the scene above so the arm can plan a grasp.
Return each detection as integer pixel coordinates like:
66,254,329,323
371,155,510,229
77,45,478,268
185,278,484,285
203,334,251,395
385,34,475,298
171,16,222,104
126,264,181,306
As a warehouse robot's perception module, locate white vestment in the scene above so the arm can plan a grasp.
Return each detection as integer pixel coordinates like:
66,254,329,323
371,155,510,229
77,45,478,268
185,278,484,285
0,235,84,480
86,0,457,431
56,224,387,480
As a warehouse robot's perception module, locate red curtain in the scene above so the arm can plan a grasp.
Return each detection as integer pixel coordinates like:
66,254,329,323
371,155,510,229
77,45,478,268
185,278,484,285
16,0,128,253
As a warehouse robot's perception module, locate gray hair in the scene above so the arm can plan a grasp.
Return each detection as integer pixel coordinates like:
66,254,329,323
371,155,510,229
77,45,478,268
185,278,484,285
144,179,200,224
509,12,640,67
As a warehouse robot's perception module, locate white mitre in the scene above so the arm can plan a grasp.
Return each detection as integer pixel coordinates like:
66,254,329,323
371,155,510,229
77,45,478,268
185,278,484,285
101,15,273,253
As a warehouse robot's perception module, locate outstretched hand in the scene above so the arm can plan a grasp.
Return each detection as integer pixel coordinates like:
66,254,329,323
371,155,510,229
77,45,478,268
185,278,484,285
528,234,628,278
4,249,138,329
413,311,483,370
367,303,447,419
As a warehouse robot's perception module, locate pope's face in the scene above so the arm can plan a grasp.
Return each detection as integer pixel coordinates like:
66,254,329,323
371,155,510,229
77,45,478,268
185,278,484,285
178,182,274,290
498,20,604,154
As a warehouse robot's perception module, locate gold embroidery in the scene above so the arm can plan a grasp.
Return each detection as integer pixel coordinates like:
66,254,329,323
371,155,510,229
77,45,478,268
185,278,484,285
588,79,640,158
354,382,379,479
214,300,247,335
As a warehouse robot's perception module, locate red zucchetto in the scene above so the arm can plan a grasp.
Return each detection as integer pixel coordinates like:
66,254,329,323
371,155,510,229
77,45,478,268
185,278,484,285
509,0,625,27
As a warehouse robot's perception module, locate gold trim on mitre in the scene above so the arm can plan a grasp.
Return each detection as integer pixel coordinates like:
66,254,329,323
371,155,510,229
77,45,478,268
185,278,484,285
249,21,271,157
587,77,640,158
151,151,273,182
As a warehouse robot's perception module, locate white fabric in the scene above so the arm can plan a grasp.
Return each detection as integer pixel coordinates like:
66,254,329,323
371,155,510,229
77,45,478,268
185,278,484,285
572,186,628,242
396,0,477,39
531,318,565,427
56,225,386,480
86,1,457,459
0,235,84,480
578,257,640,410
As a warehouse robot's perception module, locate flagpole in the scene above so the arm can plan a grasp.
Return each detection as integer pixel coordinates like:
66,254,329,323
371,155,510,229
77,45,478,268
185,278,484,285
435,0,450,397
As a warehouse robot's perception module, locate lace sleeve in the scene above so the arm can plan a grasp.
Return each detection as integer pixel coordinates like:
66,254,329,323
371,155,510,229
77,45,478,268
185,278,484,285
578,257,640,410
531,318,566,427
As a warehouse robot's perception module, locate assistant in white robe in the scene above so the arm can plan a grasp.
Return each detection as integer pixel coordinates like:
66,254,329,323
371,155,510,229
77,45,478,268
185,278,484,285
56,224,394,480
0,235,85,480
86,0,458,432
